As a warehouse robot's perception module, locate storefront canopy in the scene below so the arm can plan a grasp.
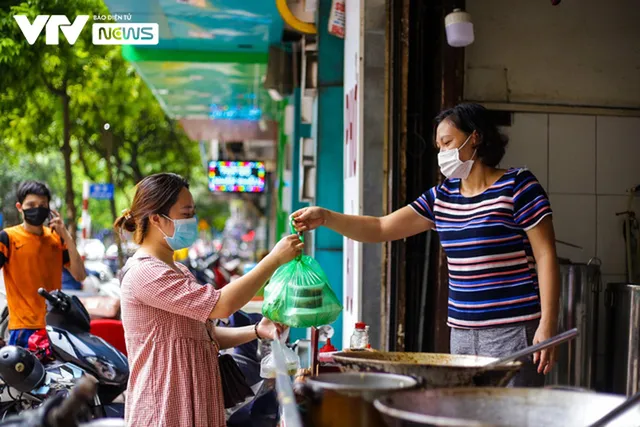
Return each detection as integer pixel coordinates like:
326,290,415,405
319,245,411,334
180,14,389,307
103,0,284,123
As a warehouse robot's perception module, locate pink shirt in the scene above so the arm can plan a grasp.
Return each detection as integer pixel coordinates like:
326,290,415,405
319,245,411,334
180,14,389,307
120,255,225,427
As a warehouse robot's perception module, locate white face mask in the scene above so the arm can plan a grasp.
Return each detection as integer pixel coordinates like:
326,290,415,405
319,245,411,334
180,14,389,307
437,134,476,179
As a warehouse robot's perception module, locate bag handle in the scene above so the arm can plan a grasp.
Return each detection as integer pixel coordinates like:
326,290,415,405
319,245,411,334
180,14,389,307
289,216,304,243
289,216,304,260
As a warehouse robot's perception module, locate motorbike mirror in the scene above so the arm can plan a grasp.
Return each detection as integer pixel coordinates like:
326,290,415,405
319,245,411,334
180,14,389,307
38,288,59,305
317,325,335,340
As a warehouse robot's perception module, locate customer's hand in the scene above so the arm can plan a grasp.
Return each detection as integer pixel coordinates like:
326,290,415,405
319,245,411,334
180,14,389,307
269,235,303,265
291,207,328,232
49,210,72,242
256,318,286,340
533,320,557,375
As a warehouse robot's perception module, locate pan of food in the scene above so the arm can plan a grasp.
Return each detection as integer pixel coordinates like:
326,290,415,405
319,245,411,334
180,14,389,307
332,329,578,389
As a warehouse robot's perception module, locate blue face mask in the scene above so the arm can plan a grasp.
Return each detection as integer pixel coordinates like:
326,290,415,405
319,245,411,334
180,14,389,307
161,215,198,250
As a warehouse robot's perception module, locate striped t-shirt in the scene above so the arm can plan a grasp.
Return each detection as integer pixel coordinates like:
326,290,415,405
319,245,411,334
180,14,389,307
410,168,552,329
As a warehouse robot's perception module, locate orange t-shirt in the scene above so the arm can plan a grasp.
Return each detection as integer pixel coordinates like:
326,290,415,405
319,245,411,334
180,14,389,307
0,225,69,330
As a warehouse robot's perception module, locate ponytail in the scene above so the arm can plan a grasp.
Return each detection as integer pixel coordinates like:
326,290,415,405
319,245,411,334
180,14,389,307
114,209,136,234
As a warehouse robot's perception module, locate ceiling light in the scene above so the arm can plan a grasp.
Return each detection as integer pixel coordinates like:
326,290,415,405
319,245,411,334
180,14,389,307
445,9,474,48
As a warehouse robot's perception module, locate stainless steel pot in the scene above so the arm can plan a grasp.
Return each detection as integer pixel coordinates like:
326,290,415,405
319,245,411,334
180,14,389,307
373,387,640,427
547,261,601,389
302,373,417,427
604,282,640,396
306,372,418,402
331,352,521,389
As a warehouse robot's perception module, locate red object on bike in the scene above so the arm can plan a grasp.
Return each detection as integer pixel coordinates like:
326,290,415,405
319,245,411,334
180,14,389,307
90,319,128,357
28,329,54,363
241,230,256,242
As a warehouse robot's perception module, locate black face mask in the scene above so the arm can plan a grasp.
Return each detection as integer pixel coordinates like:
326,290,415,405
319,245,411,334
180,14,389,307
23,207,50,227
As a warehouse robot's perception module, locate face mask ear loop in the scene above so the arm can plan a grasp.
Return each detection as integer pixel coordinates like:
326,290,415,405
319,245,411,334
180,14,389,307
459,133,472,150
156,215,175,239
460,133,477,162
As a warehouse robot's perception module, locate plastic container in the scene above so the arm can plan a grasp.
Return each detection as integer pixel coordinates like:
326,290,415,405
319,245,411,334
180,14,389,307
318,338,339,363
350,322,369,350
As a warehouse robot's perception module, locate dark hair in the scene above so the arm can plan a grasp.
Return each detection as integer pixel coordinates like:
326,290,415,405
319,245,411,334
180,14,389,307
435,103,509,168
114,173,190,244
16,181,51,204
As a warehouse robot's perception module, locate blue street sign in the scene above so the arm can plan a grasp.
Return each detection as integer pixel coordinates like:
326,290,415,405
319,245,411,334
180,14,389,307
0,213,3,229
89,184,115,200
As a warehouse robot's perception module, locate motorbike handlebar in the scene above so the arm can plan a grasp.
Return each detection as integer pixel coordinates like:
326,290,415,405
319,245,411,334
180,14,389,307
38,288,60,305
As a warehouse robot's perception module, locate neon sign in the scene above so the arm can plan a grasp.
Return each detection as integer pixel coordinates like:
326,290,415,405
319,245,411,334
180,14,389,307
210,104,262,121
208,161,266,193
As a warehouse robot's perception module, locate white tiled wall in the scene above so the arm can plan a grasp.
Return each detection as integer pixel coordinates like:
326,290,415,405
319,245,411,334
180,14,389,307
549,115,597,194
500,113,640,383
596,117,640,194
500,113,640,277
500,113,549,190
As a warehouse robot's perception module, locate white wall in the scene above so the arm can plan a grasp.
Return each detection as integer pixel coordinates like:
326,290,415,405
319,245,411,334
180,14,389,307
500,113,640,381
501,113,640,281
465,0,640,108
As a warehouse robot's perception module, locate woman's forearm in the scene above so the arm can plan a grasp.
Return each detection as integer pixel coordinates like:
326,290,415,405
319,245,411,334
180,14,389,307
325,211,385,243
537,253,560,327
325,206,431,243
209,255,280,319
215,325,257,350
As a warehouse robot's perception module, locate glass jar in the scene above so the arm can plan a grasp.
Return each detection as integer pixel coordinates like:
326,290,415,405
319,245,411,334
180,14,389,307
349,322,369,350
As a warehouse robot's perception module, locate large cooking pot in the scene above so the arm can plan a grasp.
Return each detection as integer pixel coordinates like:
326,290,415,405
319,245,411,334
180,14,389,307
302,372,417,427
332,352,521,388
306,372,418,401
373,387,640,427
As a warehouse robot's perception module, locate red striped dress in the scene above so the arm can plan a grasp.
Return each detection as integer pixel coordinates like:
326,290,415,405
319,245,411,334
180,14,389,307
120,255,225,427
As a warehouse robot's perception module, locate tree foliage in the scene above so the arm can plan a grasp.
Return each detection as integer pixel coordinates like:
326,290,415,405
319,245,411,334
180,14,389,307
0,1,228,235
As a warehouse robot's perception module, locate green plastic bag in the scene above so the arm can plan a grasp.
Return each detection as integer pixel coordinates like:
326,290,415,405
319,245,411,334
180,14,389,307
262,220,343,328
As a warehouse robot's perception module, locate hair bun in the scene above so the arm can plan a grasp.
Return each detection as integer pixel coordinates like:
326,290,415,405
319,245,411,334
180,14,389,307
115,209,136,234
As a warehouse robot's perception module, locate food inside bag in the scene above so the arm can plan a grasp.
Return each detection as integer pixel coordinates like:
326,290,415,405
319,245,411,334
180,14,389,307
260,329,301,379
262,220,343,328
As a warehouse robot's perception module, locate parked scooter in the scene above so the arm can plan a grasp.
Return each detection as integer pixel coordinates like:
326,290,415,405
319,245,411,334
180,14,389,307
0,374,124,427
0,345,88,418
185,252,243,289
37,288,128,410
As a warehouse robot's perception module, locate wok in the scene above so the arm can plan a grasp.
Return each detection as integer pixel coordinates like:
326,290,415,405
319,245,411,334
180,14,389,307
331,352,521,389
373,387,640,427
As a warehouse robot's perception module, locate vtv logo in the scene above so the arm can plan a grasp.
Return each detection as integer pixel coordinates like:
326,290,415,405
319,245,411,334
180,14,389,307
13,15,89,45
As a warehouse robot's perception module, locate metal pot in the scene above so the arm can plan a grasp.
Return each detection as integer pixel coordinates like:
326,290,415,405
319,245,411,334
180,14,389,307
302,372,417,427
331,352,521,389
306,372,418,402
373,387,640,427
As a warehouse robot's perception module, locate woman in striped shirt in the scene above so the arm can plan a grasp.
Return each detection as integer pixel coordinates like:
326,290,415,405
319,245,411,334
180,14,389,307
293,103,560,386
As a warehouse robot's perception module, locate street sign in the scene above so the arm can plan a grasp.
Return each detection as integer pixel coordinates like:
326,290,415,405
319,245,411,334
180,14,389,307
0,213,3,229
89,184,114,200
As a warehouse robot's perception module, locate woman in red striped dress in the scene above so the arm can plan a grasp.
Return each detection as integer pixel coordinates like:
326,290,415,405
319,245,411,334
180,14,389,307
114,173,303,426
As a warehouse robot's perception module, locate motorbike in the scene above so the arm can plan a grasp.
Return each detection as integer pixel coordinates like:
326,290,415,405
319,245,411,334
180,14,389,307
37,288,128,411
0,346,90,419
0,375,124,427
185,252,244,289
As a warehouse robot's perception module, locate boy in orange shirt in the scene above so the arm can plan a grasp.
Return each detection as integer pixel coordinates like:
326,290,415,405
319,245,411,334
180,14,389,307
0,181,86,347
